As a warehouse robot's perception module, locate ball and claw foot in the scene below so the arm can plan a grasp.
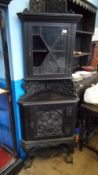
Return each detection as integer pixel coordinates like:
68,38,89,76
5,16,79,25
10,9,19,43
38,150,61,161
24,159,32,169
65,154,73,164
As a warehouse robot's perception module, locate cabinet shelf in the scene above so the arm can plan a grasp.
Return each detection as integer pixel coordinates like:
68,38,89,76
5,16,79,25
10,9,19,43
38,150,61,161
73,52,90,58
73,66,80,70
76,30,93,35
33,50,48,52
33,50,66,52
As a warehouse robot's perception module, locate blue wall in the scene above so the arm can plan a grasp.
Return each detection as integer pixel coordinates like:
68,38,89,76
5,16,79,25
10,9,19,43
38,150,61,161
0,94,13,149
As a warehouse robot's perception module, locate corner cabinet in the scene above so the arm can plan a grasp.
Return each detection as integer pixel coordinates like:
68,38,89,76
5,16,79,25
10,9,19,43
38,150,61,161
17,13,82,80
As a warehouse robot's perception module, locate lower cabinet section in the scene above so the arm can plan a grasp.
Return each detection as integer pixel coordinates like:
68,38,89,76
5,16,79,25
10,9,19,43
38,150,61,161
19,96,79,164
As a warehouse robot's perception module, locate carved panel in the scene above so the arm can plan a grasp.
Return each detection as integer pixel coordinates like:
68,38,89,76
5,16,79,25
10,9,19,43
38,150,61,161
36,110,63,137
29,0,46,13
66,106,73,116
46,0,67,13
29,0,67,13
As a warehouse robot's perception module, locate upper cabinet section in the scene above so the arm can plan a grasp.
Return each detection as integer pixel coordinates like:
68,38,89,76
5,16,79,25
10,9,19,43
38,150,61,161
18,13,82,80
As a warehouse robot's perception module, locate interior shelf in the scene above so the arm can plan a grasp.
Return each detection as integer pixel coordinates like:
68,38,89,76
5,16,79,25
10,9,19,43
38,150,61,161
33,50,48,52
76,30,94,35
73,52,90,58
73,65,80,69
25,76,71,81
33,50,65,52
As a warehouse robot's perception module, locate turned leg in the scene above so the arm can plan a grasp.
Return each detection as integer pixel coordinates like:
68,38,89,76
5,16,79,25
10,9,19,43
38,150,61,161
24,148,32,169
65,143,74,164
21,143,33,169
79,108,87,151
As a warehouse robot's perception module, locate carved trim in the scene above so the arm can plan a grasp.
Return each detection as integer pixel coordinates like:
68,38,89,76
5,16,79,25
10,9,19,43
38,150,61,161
18,80,78,105
21,79,77,97
29,0,68,13
70,0,97,13
29,0,46,13
46,0,67,13
21,138,74,150
28,0,97,14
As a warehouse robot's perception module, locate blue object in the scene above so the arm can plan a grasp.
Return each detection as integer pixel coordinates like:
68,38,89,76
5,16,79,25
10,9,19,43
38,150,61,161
75,127,80,134
0,93,13,149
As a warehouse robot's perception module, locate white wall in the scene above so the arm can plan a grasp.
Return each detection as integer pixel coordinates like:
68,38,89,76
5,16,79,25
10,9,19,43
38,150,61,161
87,0,98,41
92,11,98,41
7,0,29,81
0,31,5,79
87,0,98,6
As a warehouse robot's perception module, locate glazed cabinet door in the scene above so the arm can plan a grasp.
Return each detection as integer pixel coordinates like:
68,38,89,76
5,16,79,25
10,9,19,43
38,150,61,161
24,22,72,79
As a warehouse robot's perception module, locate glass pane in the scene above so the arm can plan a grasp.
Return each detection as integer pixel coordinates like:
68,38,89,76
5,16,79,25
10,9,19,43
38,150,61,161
33,36,47,50
53,36,68,50
41,27,61,47
33,26,40,35
41,27,68,48
33,52,48,67
32,26,68,75
33,53,58,75
53,52,66,73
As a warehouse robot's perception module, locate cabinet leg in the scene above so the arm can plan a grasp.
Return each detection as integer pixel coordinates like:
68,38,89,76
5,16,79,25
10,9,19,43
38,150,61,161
79,118,86,151
22,145,33,169
24,158,32,169
65,144,74,164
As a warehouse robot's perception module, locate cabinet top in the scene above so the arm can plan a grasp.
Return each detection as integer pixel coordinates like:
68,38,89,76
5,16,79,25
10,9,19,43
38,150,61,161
17,13,82,23
0,0,12,8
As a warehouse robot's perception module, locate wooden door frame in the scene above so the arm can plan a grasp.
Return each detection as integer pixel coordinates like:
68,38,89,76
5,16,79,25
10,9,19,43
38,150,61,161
0,1,17,157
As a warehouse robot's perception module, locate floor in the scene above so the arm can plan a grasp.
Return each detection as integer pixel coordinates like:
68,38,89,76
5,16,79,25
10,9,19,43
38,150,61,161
18,135,98,175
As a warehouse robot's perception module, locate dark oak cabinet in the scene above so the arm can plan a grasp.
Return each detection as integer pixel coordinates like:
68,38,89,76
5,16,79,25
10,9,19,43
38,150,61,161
17,0,97,165
18,11,81,163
